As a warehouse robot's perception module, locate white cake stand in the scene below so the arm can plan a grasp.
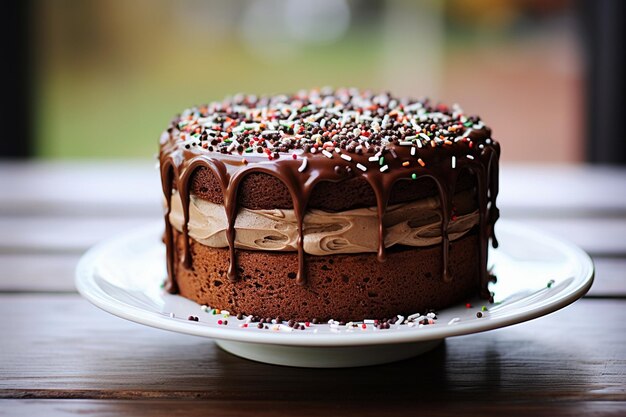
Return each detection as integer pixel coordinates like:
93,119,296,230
76,220,593,368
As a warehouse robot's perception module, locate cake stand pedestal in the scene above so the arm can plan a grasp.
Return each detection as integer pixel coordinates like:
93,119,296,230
215,339,443,368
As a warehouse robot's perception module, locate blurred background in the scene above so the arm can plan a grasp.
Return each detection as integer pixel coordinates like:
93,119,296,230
3,0,625,162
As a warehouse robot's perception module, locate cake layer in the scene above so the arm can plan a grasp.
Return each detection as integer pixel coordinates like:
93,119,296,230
168,189,478,255
188,166,477,211
172,229,481,322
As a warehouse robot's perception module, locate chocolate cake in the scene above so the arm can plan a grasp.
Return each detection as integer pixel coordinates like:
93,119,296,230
159,88,500,322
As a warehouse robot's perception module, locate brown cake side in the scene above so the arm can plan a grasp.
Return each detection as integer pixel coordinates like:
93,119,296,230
172,229,480,321
187,165,477,211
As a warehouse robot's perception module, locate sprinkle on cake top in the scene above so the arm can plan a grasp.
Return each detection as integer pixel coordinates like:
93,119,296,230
171,87,490,160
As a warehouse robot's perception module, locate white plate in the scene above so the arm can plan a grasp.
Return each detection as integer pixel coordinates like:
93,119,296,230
76,220,593,368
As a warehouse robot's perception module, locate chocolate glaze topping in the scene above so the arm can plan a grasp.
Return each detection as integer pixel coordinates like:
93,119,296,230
159,87,500,298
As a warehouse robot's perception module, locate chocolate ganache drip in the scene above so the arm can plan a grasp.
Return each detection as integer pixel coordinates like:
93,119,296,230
159,88,500,295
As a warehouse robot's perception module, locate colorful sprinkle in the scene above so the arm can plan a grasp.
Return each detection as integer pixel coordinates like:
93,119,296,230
297,158,308,173
170,89,494,170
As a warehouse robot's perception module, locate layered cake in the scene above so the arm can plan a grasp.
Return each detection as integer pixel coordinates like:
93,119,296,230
159,88,500,322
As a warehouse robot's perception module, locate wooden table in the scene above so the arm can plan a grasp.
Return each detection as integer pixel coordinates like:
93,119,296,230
1,162,625,416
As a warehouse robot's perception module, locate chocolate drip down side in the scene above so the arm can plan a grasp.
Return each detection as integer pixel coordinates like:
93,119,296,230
159,132,499,292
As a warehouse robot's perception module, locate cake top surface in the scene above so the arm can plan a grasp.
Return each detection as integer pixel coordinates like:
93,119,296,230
166,87,494,161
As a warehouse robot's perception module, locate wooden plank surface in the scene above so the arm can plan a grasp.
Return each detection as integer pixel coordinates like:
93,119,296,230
511,218,626,256
0,217,153,254
1,399,626,417
0,254,80,292
0,161,161,217
498,165,626,216
0,295,624,402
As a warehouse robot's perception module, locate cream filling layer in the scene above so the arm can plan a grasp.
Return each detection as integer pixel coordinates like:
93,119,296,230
168,190,478,256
